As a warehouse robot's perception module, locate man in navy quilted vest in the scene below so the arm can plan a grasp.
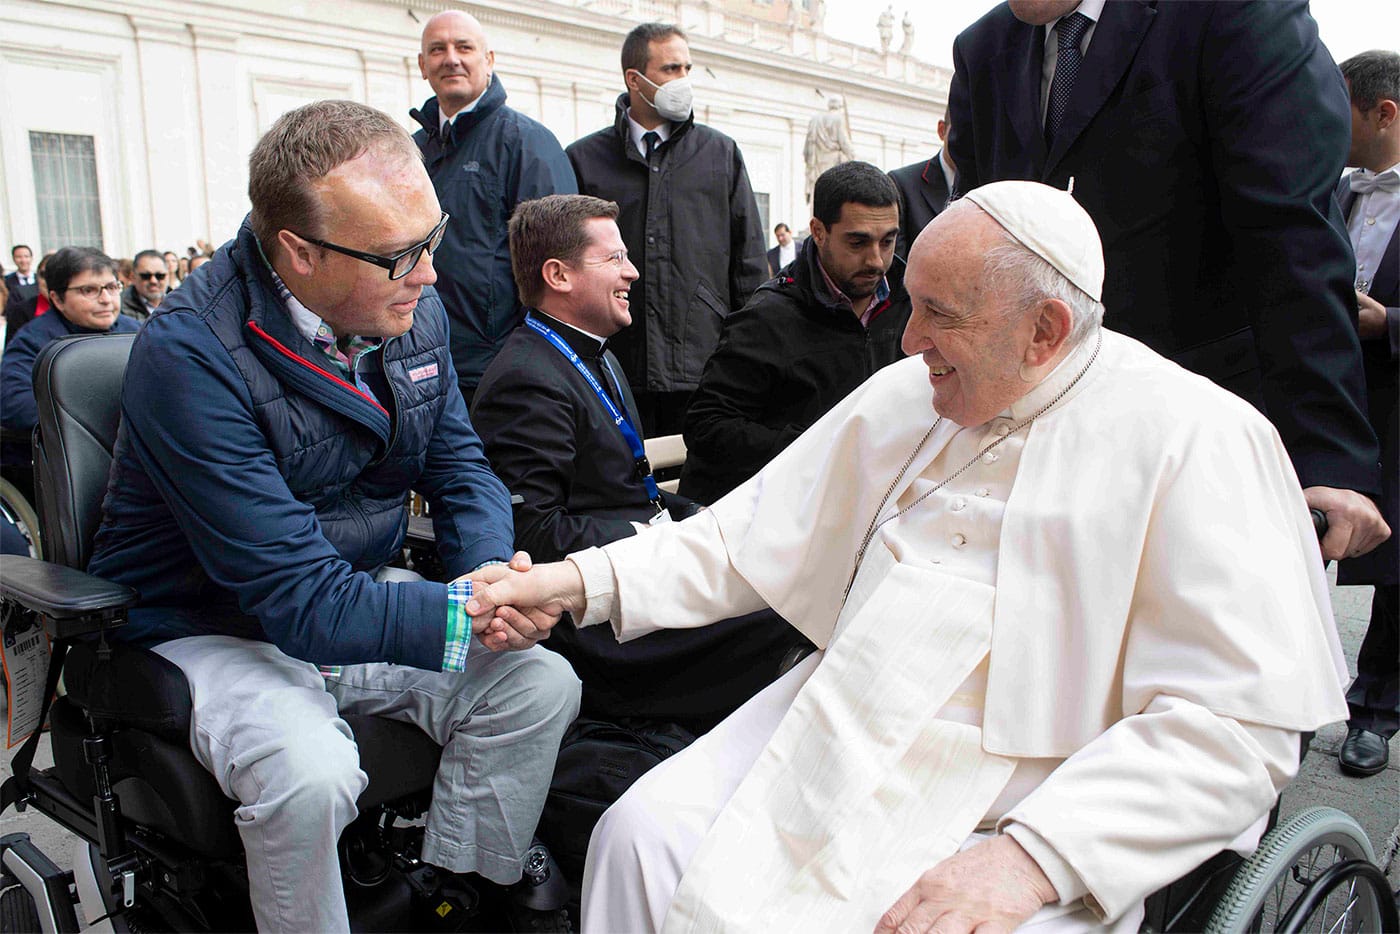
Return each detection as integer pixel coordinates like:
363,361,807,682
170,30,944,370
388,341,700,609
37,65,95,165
87,100,580,933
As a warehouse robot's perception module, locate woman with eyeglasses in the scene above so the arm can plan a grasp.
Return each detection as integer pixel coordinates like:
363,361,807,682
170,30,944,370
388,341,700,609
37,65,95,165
1,247,140,505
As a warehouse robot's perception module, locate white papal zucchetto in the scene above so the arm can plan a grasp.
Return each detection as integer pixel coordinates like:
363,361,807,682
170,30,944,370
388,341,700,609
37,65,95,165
964,180,1105,302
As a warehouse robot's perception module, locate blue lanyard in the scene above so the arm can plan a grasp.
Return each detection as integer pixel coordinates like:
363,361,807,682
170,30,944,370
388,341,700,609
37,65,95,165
525,315,662,507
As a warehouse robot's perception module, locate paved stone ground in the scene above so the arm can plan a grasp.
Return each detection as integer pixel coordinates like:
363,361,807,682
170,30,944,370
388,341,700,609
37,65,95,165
3,571,1397,913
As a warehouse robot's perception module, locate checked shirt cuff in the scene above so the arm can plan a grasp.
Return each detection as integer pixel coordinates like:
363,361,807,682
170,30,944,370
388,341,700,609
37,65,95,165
443,580,475,672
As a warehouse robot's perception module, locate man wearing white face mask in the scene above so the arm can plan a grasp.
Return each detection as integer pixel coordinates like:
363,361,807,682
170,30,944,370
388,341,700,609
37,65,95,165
567,23,767,436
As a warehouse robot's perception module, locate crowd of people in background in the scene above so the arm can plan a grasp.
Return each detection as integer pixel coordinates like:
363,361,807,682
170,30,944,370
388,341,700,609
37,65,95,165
0,7,1394,931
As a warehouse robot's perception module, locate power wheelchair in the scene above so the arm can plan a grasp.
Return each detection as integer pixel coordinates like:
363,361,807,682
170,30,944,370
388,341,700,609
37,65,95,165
0,332,1395,932
0,333,568,932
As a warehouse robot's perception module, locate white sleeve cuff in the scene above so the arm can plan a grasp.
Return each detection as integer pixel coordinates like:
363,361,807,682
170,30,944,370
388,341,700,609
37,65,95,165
1000,822,1092,912
566,547,616,628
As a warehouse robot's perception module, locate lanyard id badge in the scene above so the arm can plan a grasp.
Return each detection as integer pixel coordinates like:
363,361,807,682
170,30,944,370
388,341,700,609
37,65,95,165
525,316,663,510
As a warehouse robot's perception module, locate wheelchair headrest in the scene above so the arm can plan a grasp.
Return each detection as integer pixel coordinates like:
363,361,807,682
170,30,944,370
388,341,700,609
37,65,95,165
31,332,137,571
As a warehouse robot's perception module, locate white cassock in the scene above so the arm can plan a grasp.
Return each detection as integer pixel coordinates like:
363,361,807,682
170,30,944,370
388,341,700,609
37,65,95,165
568,330,1349,933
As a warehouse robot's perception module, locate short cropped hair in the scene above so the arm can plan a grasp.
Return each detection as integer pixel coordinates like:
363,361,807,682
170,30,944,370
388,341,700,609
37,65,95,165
133,248,164,267
1340,50,1400,113
509,195,620,307
247,100,421,257
981,227,1104,349
774,223,790,235
812,161,900,228
11,244,30,259
621,23,686,75
44,246,116,297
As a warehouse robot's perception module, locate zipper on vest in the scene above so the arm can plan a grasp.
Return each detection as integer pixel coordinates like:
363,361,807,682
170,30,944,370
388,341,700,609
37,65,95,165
371,363,404,467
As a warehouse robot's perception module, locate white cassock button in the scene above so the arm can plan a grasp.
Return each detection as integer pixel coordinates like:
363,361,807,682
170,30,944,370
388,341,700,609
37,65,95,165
976,487,991,497
1366,216,1376,225
951,533,967,548
982,450,999,463
950,496,967,511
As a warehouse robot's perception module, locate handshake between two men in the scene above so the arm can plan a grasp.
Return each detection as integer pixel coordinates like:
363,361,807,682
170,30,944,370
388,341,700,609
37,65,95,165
461,553,582,652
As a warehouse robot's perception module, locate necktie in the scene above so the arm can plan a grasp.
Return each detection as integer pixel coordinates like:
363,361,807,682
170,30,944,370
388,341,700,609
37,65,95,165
1350,169,1400,195
1045,11,1093,148
643,130,660,162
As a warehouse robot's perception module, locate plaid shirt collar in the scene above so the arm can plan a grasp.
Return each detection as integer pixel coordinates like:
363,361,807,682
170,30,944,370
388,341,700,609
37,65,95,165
256,239,383,377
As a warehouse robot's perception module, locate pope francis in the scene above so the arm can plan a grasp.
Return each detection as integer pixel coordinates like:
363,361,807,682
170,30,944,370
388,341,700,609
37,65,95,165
466,181,1350,933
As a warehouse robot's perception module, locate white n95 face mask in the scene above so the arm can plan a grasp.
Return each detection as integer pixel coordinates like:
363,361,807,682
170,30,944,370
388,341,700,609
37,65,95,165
636,73,694,123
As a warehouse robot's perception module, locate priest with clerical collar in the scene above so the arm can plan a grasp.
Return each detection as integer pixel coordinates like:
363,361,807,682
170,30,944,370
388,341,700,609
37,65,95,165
465,181,1349,933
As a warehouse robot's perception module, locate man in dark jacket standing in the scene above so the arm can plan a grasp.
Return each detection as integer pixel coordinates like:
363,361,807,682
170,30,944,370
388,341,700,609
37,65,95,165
680,162,911,504
888,113,954,259
411,10,577,404
1334,50,1399,776
946,0,1388,565
87,101,579,933
566,22,767,436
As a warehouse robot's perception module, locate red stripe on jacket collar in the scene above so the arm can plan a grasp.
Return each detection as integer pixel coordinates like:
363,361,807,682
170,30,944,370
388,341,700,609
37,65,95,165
246,321,390,416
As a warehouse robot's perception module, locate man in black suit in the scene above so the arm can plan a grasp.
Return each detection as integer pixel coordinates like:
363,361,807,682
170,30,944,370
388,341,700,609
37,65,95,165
471,194,802,730
1334,50,1399,777
888,112,954,258
766,222,798,276
947,0,1389,564
3,244,38,337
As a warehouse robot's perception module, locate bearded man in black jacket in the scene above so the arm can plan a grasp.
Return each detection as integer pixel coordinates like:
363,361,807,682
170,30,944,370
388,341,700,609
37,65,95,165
680,162,912,505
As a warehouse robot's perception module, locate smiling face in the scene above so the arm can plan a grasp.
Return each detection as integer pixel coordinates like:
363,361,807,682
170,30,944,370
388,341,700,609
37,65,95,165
12,247,32,276
419,11,494,118
901,207,1042,427
557,217,638,338
277,146,441,339
810,201,900,304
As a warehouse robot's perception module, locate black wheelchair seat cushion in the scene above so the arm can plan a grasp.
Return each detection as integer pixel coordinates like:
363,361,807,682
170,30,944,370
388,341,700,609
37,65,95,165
62,640,194,743
50,695,243,858
343,715,443,811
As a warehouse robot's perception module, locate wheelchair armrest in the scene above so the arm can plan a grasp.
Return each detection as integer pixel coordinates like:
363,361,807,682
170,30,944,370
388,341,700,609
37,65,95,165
0,555,137,636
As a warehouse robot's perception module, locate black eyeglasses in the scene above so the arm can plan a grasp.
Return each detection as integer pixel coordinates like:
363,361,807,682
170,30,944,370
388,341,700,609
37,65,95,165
138,271,167,281
296,213,450,281
62,282,123,300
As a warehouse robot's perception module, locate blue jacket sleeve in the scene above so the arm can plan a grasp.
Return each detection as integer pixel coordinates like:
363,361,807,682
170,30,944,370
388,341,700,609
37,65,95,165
415,349,516,578
0,328,43,432
121,314,451,670
510,123,578,203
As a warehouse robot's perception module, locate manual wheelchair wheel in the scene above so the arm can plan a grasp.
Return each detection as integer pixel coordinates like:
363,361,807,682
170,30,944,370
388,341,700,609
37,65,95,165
0,477,41,559
1205,806,1394,933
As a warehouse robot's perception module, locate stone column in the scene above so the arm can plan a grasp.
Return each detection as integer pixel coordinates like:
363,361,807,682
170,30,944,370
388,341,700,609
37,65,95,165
189,26,244,241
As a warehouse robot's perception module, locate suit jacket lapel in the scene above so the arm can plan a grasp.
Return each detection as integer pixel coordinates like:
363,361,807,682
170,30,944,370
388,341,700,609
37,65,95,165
995,21,1048,176
1045,0,1157,176
918,158,951,216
